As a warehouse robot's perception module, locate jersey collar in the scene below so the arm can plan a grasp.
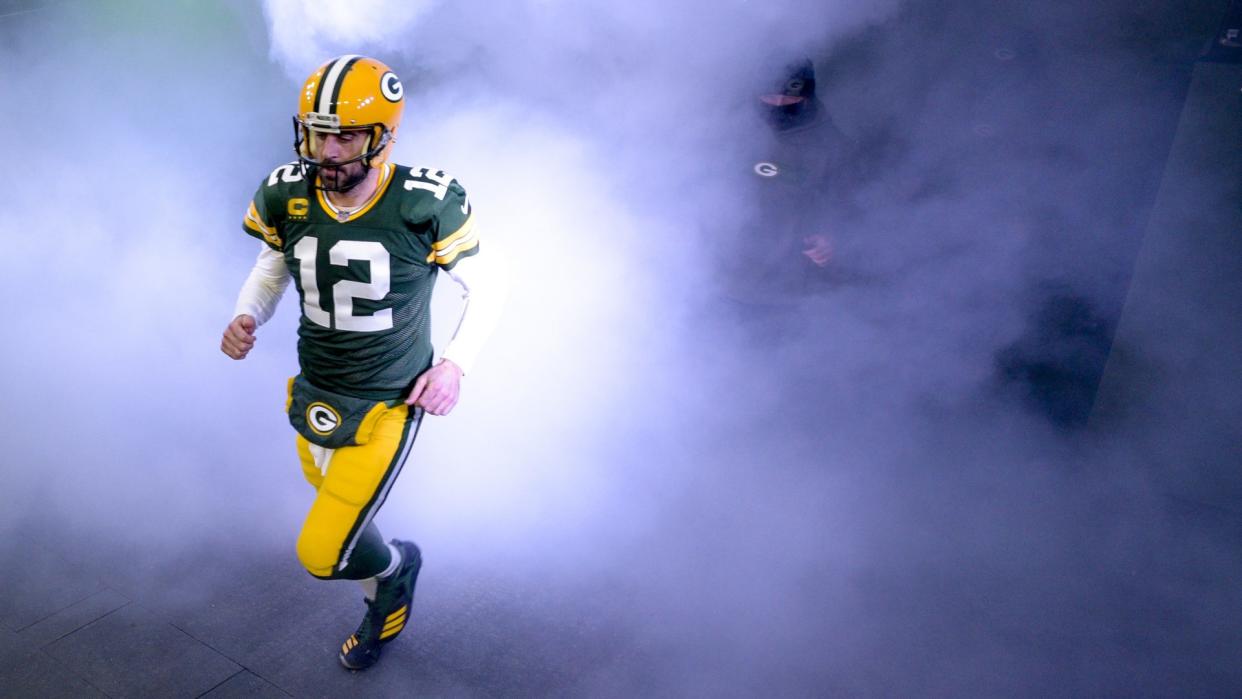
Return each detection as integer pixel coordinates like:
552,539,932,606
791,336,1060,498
317,163,395,223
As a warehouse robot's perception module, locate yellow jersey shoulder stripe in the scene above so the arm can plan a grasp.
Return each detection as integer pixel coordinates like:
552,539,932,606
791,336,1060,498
432,238,479,267
244,202,275,235
430,215,475,252
425,217,479,266
244,202,281,247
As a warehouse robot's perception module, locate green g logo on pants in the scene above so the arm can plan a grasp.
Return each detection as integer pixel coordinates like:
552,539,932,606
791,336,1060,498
307,402,341,436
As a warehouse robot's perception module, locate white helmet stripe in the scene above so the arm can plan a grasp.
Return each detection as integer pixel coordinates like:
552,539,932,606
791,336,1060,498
317,54,362,115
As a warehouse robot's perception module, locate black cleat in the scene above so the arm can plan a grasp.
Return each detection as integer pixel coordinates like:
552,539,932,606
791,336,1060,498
339,540,422,671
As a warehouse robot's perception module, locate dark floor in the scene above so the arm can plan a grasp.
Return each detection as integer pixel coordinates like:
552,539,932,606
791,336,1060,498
0,527,641,698
3,448,1242,699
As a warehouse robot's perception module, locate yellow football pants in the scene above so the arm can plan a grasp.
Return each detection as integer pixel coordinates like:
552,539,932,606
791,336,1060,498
294,402,422,579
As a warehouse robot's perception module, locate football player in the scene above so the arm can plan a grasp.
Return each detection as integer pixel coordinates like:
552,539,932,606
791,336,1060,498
220,55,502,671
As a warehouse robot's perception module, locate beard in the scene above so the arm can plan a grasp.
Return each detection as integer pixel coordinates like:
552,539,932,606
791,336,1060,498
317,160,369,193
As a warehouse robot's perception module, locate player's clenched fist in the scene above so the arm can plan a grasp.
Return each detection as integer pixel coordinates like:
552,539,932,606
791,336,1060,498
221,314,258,360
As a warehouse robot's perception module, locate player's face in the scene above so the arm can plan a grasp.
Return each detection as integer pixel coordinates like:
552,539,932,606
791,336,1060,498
309,129,370,191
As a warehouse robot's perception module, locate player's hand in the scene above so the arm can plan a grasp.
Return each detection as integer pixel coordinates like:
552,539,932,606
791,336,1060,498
221,314,258,360
406,359,462,416
802,234,833,267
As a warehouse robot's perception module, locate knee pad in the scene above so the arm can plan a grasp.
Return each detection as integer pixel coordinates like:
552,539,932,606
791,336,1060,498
296,526,341,578
296,518,391,580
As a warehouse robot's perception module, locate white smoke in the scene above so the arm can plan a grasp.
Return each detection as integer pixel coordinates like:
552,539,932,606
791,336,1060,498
247,0,906,557
262,0,440,77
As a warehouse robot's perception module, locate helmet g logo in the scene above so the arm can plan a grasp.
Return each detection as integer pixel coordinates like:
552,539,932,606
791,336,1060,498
754,162,780,177
306,402,341,436
380,72,403,102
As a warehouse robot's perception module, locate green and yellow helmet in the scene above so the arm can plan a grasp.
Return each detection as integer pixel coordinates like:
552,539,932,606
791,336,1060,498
293,55,405,184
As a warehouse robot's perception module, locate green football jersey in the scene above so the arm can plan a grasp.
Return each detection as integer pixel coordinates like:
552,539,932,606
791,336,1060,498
242,161,479,401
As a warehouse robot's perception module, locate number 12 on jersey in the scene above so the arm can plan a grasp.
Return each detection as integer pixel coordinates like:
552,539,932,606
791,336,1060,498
292,236,393,332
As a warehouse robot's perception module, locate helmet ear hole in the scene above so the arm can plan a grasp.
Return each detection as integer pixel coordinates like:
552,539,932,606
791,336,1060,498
360,127,375,169
360,124,394,169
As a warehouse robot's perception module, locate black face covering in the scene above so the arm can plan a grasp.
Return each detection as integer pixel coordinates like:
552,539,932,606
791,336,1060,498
764,59,820,131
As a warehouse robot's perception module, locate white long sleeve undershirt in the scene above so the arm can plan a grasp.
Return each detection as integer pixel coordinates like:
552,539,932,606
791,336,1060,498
438,251,506,375
232,245,289,325
231,242,504,375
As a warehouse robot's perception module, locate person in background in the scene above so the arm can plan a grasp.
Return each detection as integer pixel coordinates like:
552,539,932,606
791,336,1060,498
715,58,855,330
